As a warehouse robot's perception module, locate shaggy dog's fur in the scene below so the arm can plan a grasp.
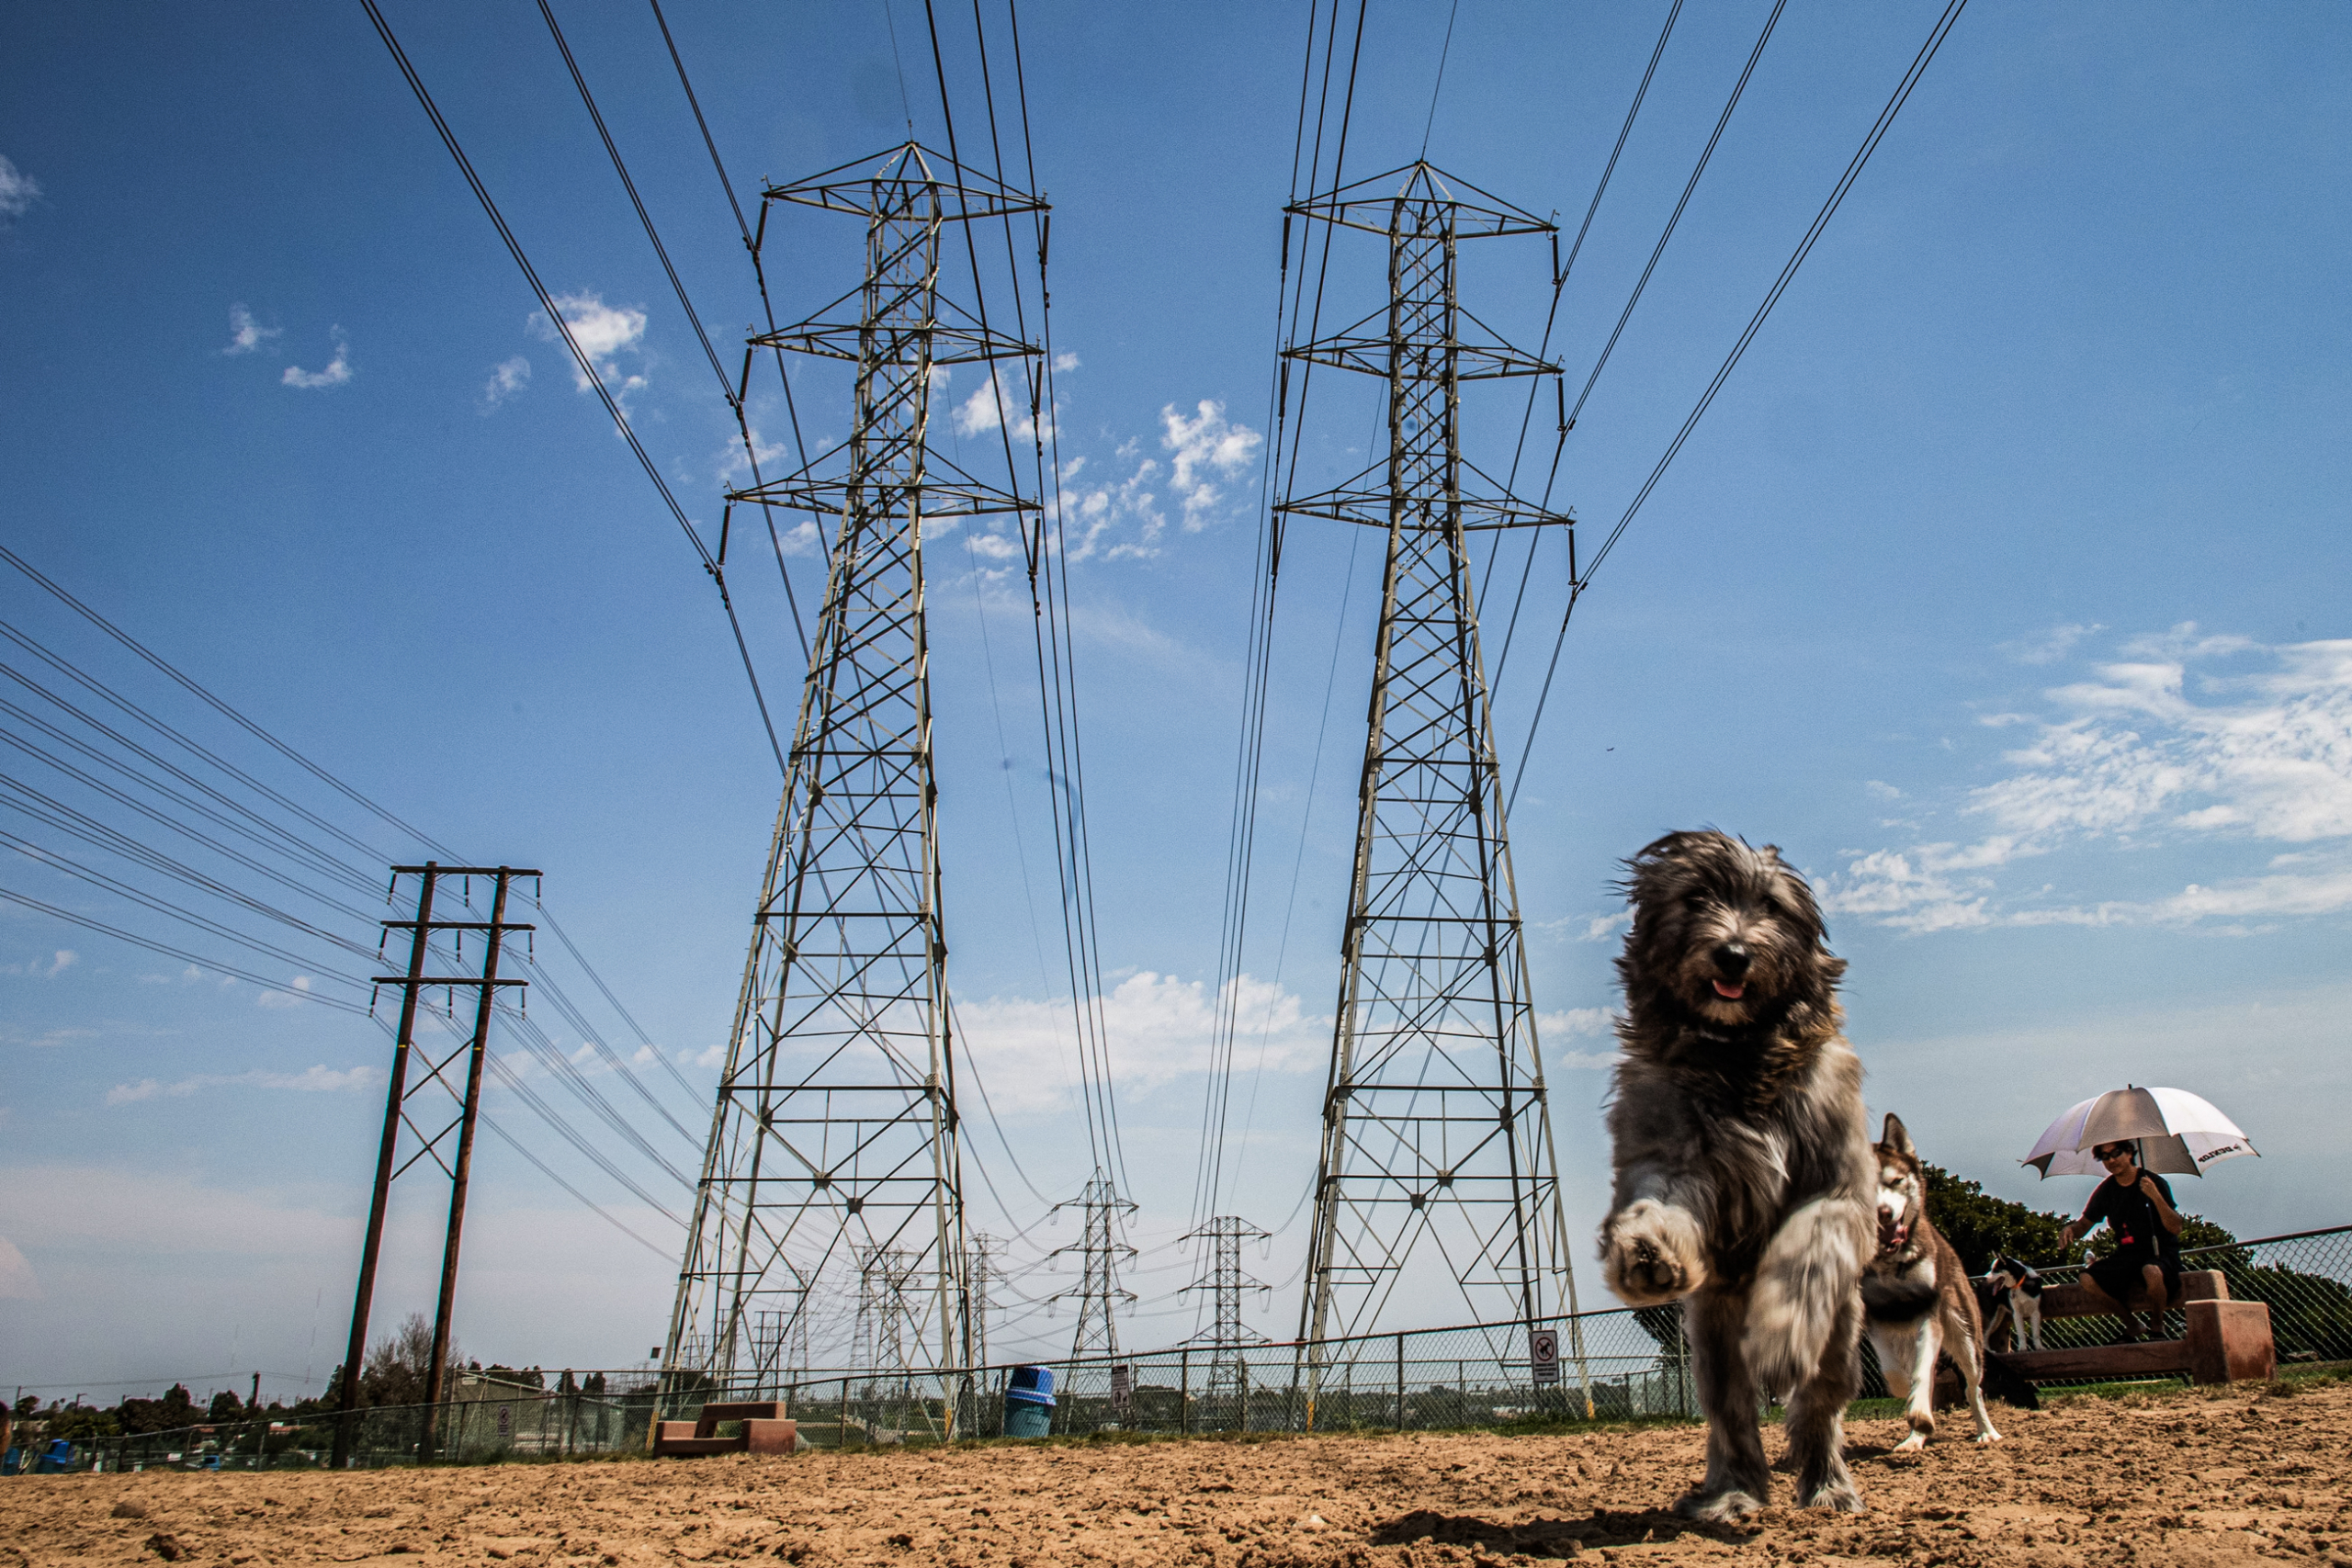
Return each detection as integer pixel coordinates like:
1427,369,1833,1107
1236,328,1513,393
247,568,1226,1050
1600,830,1874,1518
1863,1113,2001,1450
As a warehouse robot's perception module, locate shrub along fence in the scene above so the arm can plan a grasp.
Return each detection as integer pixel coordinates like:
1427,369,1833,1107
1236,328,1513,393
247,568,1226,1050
56,1225,2348,1471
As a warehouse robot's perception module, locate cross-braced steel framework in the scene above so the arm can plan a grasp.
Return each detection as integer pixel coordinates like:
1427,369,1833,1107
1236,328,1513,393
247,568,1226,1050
1285,164,1583,1369
966,1233,999,1371
1051,1171,1137,1363
665,144,1044,1415
1182,1215,1272,1393
334,863,534,1468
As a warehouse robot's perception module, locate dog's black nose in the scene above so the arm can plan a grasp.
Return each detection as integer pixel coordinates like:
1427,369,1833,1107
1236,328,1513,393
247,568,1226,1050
1713,942,1750,978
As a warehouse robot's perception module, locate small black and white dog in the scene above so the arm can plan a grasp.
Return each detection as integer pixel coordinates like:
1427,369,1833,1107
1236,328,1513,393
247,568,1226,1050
1977,1255,2046,1351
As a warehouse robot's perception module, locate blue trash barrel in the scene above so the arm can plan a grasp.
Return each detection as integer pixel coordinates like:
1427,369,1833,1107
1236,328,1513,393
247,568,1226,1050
1002,1365,1055,1438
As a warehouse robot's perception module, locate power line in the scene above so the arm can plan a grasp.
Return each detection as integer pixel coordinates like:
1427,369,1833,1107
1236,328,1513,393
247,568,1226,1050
355,0,787,773
4,545,693,1255
0,885,368,1012
644,0,820,664
1563,0,1787,434
0,545,451,858
1508,0,1973,815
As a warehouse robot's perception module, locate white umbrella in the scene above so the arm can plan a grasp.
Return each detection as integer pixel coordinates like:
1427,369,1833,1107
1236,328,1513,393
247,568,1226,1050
2022,1085,2258,1179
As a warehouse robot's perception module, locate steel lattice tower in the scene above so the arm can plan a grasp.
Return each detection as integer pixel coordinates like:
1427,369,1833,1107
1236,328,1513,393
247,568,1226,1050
1182,1215,1271,1391
1283,164,1583,1365
665,144,1045,1414
966,1233,999,1371
1051,1171,1136,1363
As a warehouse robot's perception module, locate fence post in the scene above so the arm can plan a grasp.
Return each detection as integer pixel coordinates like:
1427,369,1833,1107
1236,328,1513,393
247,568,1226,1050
1396,1333,1407,1430
840,1378,849,1450
1179,1349,1190,1437
1238,1357,1249,1435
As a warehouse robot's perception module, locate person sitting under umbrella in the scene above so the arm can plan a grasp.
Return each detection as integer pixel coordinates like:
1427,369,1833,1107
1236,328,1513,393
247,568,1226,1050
2058,1139,2184,1339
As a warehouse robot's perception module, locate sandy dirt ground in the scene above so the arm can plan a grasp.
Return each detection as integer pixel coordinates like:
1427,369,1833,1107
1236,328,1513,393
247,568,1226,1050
8,1381,2350,1568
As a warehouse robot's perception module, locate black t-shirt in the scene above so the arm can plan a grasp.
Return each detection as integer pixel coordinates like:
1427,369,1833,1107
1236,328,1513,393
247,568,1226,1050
2081,1171,2180,1263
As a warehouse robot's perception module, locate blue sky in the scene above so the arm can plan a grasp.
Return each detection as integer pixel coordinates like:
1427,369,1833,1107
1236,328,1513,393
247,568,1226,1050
4,0,2349,1400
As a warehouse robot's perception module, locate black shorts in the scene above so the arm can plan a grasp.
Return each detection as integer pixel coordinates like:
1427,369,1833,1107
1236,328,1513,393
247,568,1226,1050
2087,1251,2180,1307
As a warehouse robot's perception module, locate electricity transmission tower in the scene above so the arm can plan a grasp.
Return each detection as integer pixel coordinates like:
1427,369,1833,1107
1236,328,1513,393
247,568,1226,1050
1283,164,1585,1378
1181,1215,1271,1393
1051,1172,1137,1363
664,143,1046,1419
334,863,534,1468
854,1245,918,1390
966,1233,999,1370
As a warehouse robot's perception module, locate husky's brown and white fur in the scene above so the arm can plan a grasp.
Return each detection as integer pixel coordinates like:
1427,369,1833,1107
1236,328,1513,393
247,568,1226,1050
1865,1113,2000,1450
1600,831,1875,1519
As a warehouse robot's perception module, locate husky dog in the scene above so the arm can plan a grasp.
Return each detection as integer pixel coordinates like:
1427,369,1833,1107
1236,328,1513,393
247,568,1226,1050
1600,831,1875,1519
1865,1114,1999,1450
1984,1255,2045,1351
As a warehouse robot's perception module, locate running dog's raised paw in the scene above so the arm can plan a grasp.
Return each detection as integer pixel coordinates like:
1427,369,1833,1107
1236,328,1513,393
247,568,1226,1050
1600,1199,1708,1305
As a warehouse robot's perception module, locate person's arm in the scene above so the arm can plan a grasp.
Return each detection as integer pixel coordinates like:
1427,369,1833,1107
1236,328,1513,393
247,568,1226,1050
2144,1175,2184,1235
2060,1184,2106,1247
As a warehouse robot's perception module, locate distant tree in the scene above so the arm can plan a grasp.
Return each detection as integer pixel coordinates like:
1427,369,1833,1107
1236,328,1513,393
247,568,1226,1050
361,1313,462,1408
118,1384,200,1436
1920,1164,2086,1276
1629,1304,1685,1353
208,1389,246,1423
48,1404,119,1441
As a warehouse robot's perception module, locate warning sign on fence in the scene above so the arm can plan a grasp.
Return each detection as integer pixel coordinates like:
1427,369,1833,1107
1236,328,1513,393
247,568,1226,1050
1111,1364,1134,1416
1530,1329,1560,1385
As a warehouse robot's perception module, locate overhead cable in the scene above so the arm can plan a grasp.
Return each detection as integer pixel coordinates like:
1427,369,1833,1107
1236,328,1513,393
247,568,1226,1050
1508,0,1973,815
0,545,452,859
355,0,786,773
1563,0,1788,434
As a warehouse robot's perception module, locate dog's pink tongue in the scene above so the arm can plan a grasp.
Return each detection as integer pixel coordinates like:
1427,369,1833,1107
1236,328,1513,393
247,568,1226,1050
1713,980,1745,999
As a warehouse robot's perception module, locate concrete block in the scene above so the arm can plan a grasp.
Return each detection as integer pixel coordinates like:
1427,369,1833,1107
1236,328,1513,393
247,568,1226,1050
743,1419,797,1456
2186,1299,2274,1386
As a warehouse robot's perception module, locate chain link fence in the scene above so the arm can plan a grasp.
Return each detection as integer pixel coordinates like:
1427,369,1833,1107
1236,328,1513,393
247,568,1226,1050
40,1226,2345,1472
1959,1224,2352,1391
75,1384,660,1472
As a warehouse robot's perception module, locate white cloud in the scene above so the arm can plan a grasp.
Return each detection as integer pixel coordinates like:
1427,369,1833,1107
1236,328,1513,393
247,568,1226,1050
958,972,1326,1115
2002,622,2103,665
481,355,531,410
0,153,40,220
1536,910,1628,943
1052,351,1080,373
281,328,352,389
104,1061,379,1107
44,948,74,976
1159,400,1261,531
254,974,315,1010
1535,1007,1619,1069
529,291,648,411
0,1235,39,1301
1864,780,1905,801
222,304,280,356
955,365,1050,442
1045,456,1167,564
948,389,1256,570
1825,629,2352,931
105,1077,162,1107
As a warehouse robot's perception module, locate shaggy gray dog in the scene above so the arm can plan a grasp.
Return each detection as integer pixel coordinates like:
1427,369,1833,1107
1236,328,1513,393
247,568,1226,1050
1599,830,1874,1518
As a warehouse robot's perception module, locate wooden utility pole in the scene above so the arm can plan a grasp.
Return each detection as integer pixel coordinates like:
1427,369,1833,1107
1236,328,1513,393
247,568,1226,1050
332,863,534,1469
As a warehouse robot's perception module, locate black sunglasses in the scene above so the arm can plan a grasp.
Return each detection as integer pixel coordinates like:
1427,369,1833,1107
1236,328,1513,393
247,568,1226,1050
2096,1145,2132,1161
